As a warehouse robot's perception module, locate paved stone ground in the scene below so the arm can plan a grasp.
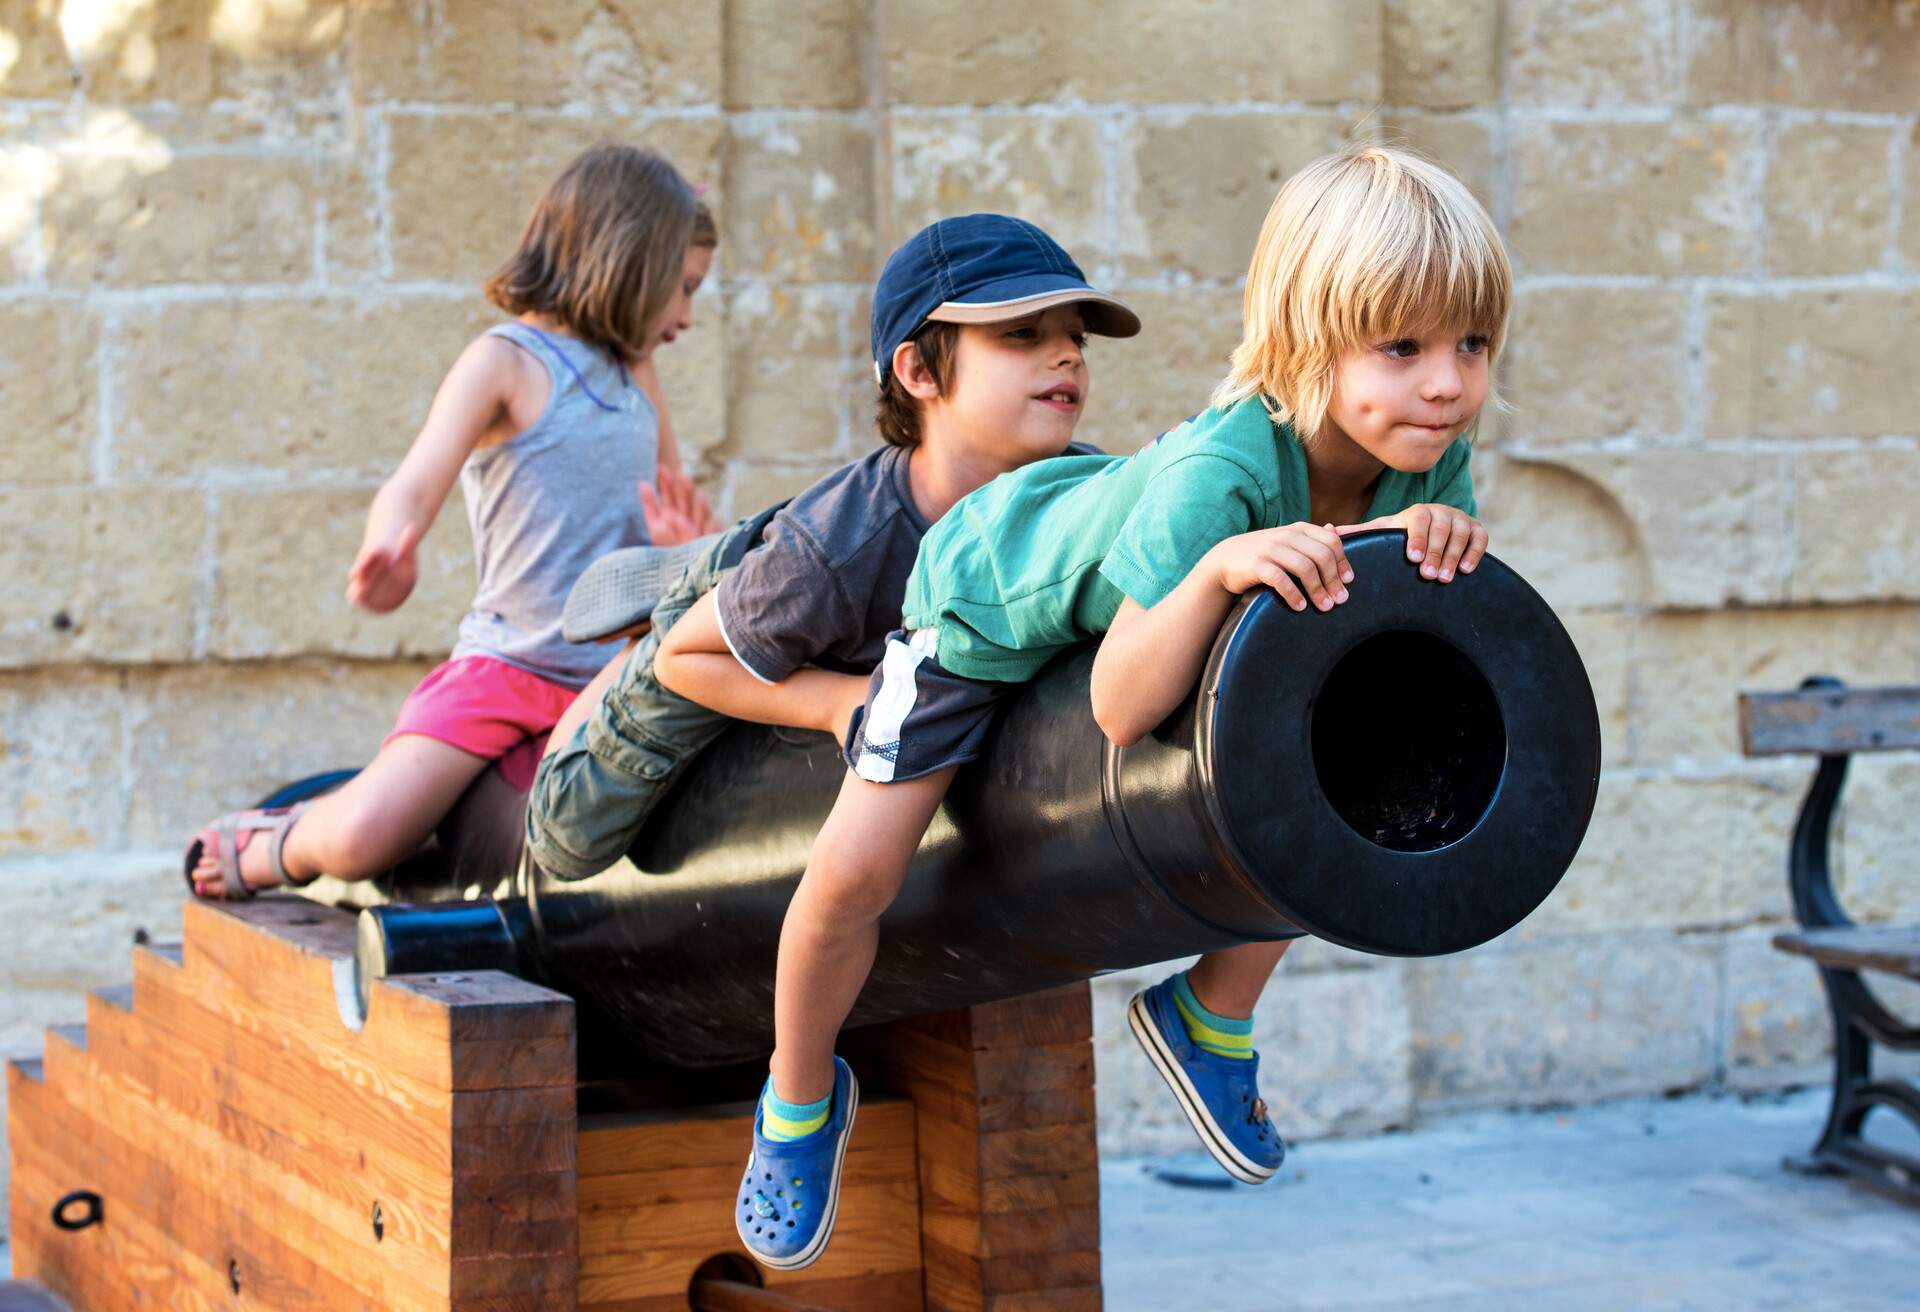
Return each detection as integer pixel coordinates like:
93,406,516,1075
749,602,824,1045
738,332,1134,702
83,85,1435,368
1103,1088,1919,1311
6,1089,1914,1306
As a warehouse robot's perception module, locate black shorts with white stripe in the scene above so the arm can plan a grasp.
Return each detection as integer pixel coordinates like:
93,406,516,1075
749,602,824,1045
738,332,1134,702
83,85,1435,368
841,627,1013,783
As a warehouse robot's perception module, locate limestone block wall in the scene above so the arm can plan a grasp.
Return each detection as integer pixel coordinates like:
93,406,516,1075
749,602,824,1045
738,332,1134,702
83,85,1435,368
3,0,1918,1211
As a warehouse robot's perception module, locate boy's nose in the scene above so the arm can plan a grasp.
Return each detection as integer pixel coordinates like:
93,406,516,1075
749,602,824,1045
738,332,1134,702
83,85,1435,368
1422,357,1463,400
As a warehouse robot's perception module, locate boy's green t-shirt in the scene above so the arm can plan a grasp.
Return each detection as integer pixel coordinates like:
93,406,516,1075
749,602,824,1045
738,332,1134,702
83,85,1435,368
902,396,1477,682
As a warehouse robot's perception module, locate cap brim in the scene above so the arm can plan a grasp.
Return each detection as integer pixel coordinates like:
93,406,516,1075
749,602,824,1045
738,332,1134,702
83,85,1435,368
561,537,715,644
927,287,1141,338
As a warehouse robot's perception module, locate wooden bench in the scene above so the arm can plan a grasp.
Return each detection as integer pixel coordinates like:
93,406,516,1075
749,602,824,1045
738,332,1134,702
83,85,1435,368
1740,678,1920,1202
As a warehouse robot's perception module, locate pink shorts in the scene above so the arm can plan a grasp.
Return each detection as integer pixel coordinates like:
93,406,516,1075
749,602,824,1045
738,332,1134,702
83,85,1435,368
385,655,583,791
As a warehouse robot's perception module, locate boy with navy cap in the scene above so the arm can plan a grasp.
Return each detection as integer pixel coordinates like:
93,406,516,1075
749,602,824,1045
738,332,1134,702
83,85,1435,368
521,216,1135,932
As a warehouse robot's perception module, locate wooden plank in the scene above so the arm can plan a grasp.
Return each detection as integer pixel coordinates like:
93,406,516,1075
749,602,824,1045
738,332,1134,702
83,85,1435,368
129,941,575,1150
86,978,462,1245
15,1052,400,1311
179,899,576,1093
1738,685,1920,756
954,987,1094,1050
1773,926,1920,978
582,1180,922,1257
923,1236,985,1311
582,1269,923,1312
980,1170,1100,1215
10,1147,224,1312
580,1148,918,1210
987,1291,1102,1312
578,1099,916,1177
117,946,581,1269
870,1029,1095,1104
35,1021,452,1309
901,1082,1095,1138
449,1167,579,1255
925,1242,1100,1300
913,1114,1099,1198
763,1270,923,1311
912,1169,1102,1262
923,1197,1100,1261
579,1222,923,1303
899,989,1092,1053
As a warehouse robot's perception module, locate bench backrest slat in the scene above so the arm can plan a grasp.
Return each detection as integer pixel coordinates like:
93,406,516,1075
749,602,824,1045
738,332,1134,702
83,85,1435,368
1739,685,1920,756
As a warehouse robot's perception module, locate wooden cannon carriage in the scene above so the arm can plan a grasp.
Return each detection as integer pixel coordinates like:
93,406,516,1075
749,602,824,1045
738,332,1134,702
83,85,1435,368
8,897,1102,1310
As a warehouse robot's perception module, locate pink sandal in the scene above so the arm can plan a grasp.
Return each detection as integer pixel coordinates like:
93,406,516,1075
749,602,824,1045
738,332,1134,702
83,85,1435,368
182,802,316,900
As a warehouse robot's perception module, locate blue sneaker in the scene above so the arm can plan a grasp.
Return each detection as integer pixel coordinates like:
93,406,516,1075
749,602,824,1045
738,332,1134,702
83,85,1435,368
735,1058,860,1270
1127,977,1284,1184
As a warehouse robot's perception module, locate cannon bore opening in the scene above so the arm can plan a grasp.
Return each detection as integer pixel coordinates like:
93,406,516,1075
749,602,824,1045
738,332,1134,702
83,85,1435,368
1311,631,1505,853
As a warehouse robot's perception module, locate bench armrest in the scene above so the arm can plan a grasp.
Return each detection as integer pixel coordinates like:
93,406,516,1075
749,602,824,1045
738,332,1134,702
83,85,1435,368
1742,676,1854,932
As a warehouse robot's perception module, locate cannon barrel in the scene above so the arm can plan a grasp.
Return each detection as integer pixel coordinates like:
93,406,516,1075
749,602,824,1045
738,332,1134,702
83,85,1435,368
350,531,1601,1066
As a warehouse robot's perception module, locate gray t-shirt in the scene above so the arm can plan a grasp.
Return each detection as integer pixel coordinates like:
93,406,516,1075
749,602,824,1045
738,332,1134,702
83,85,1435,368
714,442,1098,684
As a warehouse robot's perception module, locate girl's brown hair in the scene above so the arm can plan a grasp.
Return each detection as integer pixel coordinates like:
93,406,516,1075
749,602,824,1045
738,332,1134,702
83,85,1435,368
485,144,713,361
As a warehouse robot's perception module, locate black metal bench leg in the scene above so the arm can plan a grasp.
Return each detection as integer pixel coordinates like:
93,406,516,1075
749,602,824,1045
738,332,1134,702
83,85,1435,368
1787,968,1873,1176
1787,967,1920,1203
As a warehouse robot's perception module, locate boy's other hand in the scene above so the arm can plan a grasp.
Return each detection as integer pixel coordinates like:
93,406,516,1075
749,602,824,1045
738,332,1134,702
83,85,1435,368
640,466,724,546
345,522,420,613
1339,505,1486,582
1206,522,1352,613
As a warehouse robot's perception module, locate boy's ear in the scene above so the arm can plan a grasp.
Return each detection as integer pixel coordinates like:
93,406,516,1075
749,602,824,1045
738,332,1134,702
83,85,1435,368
892,340,942,402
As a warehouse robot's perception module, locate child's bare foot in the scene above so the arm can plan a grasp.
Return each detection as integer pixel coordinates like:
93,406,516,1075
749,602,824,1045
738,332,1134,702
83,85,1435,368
183,803,313,899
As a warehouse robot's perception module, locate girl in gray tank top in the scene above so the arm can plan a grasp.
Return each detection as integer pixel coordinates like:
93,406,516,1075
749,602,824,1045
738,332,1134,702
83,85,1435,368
184,144,724,900
453,318,659,684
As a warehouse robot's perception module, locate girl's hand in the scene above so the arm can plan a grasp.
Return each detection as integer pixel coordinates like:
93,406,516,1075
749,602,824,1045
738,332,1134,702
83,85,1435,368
1340,505,1487,582
639,465,724,546
346,522,421,613
1205,522,1353,613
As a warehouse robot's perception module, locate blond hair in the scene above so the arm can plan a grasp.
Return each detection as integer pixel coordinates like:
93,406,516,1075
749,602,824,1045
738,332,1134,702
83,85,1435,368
485,144,713,361
1212,145,1511,442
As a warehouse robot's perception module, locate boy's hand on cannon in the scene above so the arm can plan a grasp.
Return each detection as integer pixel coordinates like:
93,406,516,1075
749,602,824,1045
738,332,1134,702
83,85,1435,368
1205,522,1353,613
1339,505,1485,583
345,522,421,613
640,466,724,547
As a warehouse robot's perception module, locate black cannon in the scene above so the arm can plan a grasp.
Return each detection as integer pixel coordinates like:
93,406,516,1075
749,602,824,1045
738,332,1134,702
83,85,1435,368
336,531,1600,1067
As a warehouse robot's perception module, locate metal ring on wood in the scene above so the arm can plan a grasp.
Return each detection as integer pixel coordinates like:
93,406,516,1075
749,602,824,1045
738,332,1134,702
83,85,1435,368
51,1191,102,1232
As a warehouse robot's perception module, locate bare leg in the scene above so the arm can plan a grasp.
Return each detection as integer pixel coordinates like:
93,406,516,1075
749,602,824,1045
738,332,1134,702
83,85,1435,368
192,734,492,892
1184,939,1293,1019
768,766,957,1104
543,638,638,761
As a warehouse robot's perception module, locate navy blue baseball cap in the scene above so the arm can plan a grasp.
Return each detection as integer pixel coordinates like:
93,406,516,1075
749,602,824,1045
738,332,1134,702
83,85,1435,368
870,214,1140,382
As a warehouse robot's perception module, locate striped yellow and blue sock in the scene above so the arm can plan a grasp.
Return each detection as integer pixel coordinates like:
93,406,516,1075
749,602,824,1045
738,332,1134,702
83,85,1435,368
1172,971,1253,1060
761,1085,832,1142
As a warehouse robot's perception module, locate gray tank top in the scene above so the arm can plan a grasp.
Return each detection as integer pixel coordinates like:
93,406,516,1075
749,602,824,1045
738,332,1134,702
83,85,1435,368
449,321,655,685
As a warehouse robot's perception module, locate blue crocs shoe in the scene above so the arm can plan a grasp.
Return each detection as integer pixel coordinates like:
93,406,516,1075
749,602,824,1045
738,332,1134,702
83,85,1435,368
1127,977,1285,1184
736,1058,860,1270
